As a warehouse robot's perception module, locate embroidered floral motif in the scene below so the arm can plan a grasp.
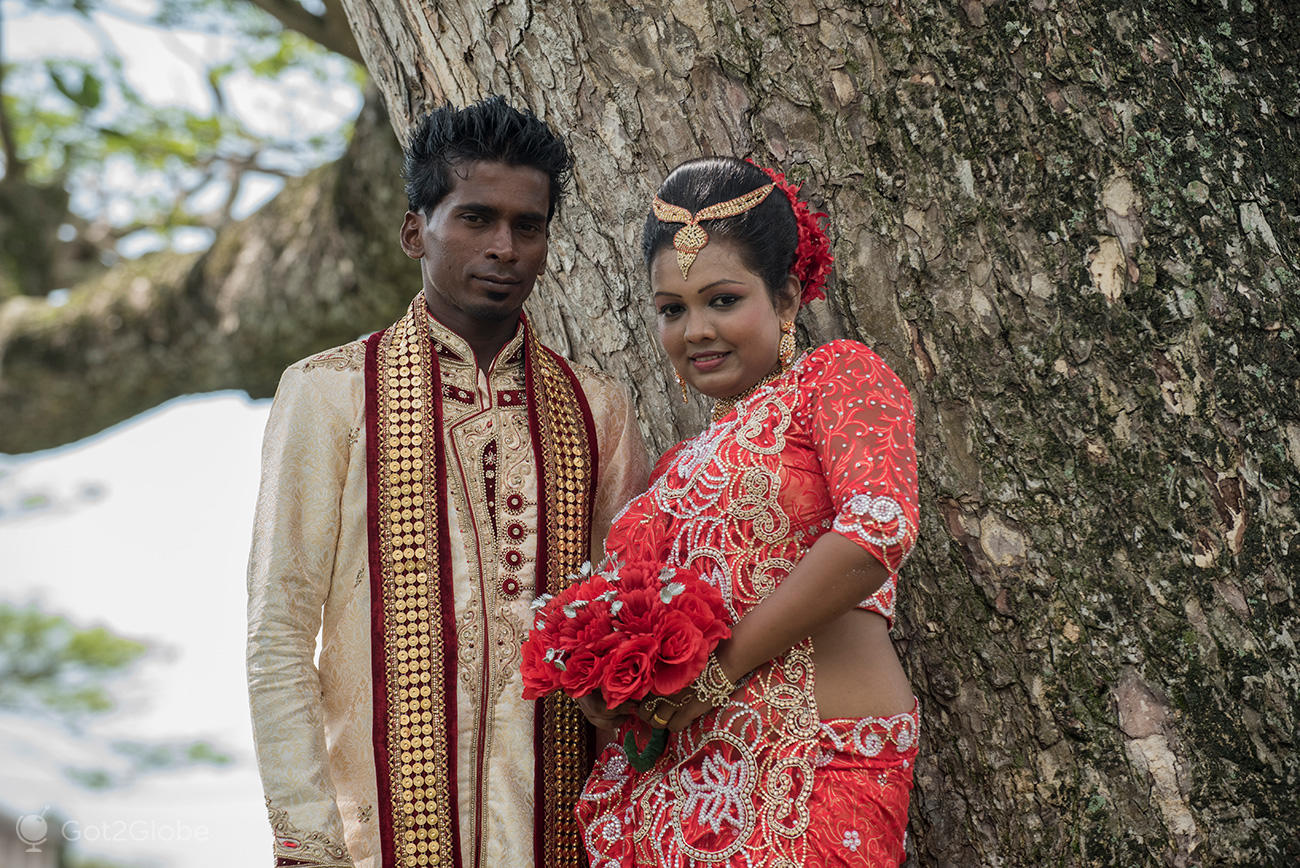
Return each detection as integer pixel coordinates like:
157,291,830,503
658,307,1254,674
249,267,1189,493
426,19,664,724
834,493,909,547
681,750,751,834
265,799,351,867
302,340,365,372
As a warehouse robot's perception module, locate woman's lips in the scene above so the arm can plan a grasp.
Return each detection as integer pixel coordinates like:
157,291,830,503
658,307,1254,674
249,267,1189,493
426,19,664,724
690,352,729,372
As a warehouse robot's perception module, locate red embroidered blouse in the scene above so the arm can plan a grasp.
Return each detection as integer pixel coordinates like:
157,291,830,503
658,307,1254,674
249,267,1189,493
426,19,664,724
607,339,917,626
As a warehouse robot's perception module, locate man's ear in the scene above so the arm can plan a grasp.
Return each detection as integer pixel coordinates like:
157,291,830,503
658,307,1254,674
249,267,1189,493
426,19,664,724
399,211,424,259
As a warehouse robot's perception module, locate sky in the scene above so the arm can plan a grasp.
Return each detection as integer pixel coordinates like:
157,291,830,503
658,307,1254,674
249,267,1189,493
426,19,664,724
1,393,274,866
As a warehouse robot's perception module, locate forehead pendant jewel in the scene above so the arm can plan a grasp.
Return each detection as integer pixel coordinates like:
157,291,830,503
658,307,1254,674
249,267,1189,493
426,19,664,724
652,183,776,278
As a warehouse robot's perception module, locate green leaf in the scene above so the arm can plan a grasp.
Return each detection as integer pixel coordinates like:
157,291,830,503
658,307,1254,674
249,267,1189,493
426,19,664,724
78,71,103,110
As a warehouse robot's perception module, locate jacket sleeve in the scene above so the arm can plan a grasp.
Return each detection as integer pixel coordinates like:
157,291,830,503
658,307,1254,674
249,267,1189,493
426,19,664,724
587,377,652,564
246,364,354,867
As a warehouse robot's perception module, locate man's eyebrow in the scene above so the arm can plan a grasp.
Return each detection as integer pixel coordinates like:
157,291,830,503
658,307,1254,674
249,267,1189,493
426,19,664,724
453,203,547,223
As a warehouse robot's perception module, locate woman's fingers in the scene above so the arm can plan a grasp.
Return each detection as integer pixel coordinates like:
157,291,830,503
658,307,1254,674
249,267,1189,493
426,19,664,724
575,692,628,729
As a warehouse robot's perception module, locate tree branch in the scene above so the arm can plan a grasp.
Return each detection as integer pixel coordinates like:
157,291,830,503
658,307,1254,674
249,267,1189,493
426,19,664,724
0,91,403,452
241,0,363,64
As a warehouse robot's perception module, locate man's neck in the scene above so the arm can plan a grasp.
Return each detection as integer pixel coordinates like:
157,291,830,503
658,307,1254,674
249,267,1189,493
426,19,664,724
424,303,521,374
465,329,517,375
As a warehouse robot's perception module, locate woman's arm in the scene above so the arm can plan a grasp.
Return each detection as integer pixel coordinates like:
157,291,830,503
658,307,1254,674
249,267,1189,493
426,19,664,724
647,531,887,732
718,531,885,681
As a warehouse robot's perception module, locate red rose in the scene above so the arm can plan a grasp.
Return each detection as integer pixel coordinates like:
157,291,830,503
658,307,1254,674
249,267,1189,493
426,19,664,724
520,634,561,700
599,634,659,708
675,590,731,646
558,646,608,697
613,586,659,636
557,602,612,651
650,610,709,696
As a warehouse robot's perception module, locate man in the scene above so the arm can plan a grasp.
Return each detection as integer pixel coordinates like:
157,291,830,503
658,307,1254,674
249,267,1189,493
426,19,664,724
247,97,649,868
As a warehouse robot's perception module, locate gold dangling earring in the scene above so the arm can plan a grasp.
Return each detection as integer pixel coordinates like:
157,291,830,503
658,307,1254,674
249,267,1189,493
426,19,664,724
674,370,690,403
779,320,796,368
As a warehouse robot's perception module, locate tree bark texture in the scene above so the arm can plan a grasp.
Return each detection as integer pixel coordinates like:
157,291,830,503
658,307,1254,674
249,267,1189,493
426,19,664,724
0,92,412,453
337,0,1298,864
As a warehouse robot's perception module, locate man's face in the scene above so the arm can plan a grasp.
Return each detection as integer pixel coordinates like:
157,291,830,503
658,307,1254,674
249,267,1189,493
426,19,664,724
401,160,551,332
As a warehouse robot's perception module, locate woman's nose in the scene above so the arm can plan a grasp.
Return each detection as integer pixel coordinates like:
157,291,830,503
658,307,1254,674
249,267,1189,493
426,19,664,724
682,311,715,342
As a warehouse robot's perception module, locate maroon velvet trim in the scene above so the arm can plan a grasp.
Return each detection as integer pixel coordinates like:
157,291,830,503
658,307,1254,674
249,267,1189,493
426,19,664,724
362,328,395,868
429,343,464,868
521,319,549,595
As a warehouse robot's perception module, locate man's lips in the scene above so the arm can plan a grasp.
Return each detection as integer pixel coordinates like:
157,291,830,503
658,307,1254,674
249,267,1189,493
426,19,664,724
689,351,729,371
472,273,521,286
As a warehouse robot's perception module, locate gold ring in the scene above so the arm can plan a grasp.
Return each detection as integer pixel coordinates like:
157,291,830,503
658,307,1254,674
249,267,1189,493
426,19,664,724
650,711,671,728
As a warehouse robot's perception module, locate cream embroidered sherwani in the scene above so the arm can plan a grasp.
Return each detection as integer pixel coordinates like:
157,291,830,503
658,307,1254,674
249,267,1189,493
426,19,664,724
247,312,649,867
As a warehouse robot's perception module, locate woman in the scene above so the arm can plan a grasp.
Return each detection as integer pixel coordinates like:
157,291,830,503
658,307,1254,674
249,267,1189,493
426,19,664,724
575,157,920,867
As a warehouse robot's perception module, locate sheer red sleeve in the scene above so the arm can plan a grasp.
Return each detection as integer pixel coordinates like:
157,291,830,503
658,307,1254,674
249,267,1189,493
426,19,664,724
803,341,918,575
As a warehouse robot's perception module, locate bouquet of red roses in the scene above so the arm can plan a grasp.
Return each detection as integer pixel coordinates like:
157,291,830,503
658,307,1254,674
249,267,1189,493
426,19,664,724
520,559,731,768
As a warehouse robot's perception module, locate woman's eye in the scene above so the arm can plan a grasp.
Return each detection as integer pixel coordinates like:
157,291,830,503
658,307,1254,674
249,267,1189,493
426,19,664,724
657,303,684,318
710,294,740,308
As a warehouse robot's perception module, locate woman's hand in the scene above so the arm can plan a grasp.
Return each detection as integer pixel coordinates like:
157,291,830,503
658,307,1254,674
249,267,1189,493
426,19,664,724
635,689,713,733
575,692,634,731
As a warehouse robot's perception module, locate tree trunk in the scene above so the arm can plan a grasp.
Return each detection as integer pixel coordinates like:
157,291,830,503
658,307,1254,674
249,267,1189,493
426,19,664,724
337,0,1298,864
0,91,412,453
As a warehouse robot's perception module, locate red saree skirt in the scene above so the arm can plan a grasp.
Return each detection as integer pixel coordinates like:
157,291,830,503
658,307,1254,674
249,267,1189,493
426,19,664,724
578,703,919,867
805,705,919,866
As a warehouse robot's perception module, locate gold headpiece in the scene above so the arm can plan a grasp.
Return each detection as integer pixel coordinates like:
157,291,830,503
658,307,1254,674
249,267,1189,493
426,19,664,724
651,183,776,278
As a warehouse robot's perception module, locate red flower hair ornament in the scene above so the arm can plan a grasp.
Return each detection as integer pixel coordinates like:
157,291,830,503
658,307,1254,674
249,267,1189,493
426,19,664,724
747,159,833,304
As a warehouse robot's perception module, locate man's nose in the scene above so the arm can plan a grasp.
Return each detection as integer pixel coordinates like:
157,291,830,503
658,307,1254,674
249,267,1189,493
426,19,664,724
484,223,518,261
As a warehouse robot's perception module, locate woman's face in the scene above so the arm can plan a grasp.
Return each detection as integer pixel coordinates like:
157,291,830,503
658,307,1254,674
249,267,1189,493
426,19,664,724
651,238,799,401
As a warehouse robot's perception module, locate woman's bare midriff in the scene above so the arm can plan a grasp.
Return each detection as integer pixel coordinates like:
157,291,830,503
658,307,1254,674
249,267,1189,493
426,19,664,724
810,608,914,719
